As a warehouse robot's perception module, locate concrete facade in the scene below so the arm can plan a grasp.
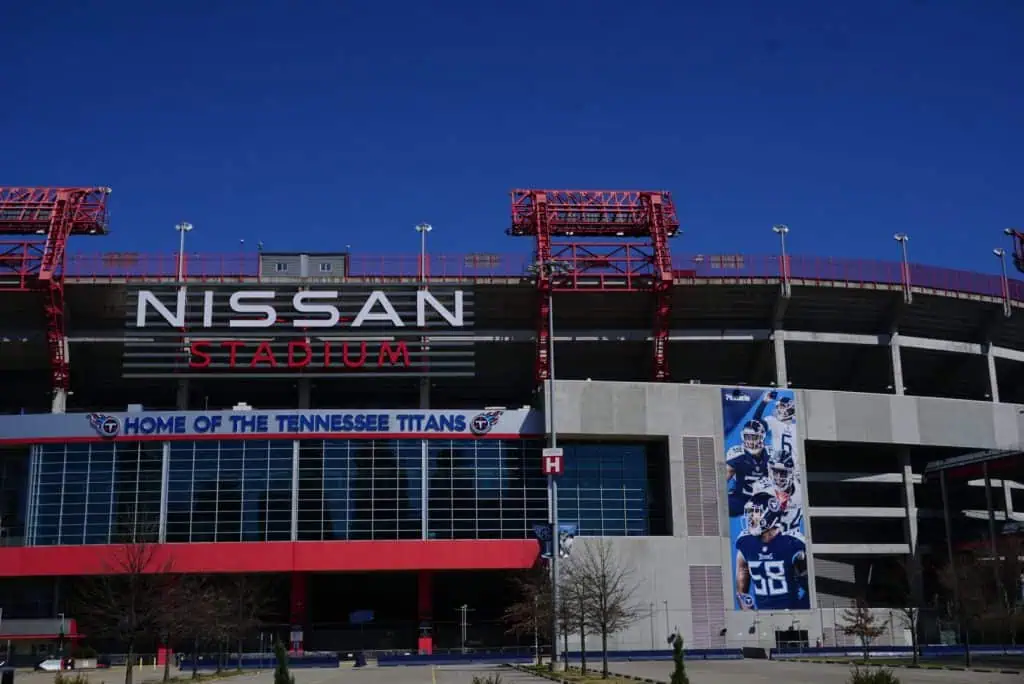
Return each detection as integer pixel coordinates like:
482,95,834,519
547,379,1024,651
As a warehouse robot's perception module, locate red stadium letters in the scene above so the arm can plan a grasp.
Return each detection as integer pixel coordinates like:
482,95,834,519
187,340,411,370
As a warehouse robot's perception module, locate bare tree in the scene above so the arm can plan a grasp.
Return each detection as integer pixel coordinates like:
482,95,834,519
562,561,595,673
503,564,552,663
890,556,925,665
76,537,175,684
938,551,991,667
220,575,270,670
840,598,887,662
987,536,1024,646
571,539,641,678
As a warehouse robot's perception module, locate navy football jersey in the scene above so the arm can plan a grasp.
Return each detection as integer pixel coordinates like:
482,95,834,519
727,448,770,517
736,530,809,610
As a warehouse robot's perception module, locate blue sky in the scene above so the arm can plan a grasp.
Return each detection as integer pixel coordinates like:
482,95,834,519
1,1,1021,274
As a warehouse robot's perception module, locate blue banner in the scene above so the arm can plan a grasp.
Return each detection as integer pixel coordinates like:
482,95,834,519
722,388,810,611
534,522,577,559
0,408,542,444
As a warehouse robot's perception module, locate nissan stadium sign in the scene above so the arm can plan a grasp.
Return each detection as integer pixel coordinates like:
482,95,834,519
123,285,475,378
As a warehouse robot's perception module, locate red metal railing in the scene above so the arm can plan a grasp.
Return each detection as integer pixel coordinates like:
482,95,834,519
2,249,1014,303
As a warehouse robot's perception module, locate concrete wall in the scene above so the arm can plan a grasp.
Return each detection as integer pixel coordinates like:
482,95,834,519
548,379,1023,650
551,379,1024,449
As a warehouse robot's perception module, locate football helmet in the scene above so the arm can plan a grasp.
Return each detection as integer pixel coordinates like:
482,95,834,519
741,419,767,455
770,454,795,492
745,490,783,536
774,396,796,422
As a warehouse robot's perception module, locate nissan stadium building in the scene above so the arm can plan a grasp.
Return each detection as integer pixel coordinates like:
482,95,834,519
0,187,1022,657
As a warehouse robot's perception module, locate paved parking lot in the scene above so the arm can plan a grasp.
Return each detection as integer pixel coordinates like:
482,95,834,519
9,664,544,684
605,658,1020,684
9,659,1021,684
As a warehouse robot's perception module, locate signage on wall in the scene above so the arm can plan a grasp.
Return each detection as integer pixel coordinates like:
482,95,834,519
122,285,475,378
0,408,542,445
720,387,811,612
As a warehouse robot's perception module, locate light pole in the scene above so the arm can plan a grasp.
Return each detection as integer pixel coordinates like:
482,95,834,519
527,258,570,669
175,222,193,281
415,223,433,540
772,224,790,296
893,233,911,303
994,248,1011,317
416,223,433,283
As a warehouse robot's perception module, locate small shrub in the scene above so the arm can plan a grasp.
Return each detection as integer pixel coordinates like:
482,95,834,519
669,634,688,684
54,673,91,684
273,641,295,684
848,665,900,684
472,676,503,684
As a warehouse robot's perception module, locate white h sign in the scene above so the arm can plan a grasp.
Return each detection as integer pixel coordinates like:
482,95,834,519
542,447,564,476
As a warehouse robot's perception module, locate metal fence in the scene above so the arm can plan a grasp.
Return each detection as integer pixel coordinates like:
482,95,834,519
57,251,1024,303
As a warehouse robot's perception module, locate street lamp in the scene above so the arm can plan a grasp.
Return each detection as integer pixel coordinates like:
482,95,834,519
415,223,433,540
175,222,193,281
526,258,571,670
994,248,1011,317
415,223,433,283
893,233,911,303
772,224,790,295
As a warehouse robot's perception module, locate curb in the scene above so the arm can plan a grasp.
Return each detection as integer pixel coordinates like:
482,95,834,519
785,658,1022,675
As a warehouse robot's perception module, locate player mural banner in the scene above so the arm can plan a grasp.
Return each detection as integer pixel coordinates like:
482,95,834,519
721,388,810,611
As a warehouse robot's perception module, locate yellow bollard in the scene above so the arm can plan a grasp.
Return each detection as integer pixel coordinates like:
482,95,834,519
432,665,437,684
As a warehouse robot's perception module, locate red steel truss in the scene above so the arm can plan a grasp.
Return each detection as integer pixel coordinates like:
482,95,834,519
509,189,680,382
0,187,111,393
1010,230,1024,274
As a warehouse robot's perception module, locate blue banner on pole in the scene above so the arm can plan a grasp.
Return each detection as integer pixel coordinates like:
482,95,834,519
534,522,577,559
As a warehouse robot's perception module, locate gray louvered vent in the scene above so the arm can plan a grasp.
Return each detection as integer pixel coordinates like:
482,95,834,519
688,565,727,649
683,436,720,536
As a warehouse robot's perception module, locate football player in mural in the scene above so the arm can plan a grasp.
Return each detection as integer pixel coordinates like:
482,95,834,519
725,419,771,517
734,481,810,610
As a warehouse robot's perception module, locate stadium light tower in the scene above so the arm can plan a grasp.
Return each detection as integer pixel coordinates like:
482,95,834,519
772,224,790,295
175,222,193,281
893,233,911,303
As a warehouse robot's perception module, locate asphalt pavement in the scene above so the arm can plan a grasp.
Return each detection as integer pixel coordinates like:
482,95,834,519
603,658,1021,684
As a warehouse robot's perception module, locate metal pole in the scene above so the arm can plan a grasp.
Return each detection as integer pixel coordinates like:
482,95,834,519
547,278,561,669
416,224,432,540
176,222,192,281
534,595,540,662
649,603,655,648
995,249,1011,317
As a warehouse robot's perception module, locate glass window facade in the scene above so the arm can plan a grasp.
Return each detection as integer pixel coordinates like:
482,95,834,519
22,437,669,546
29,442,162,545
0,447,30,546
167,440,292,543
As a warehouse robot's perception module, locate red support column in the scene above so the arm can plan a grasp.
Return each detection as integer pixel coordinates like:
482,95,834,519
289,573,308,655
417,570,433,655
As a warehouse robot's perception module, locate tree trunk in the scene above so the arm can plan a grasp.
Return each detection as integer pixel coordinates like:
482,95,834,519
579,622,587,672
192,638,200,680
163,640,172,682
910,615,919,666
601,630,609,678
861,636,869,663
125,647,135,684
238,638,244,671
